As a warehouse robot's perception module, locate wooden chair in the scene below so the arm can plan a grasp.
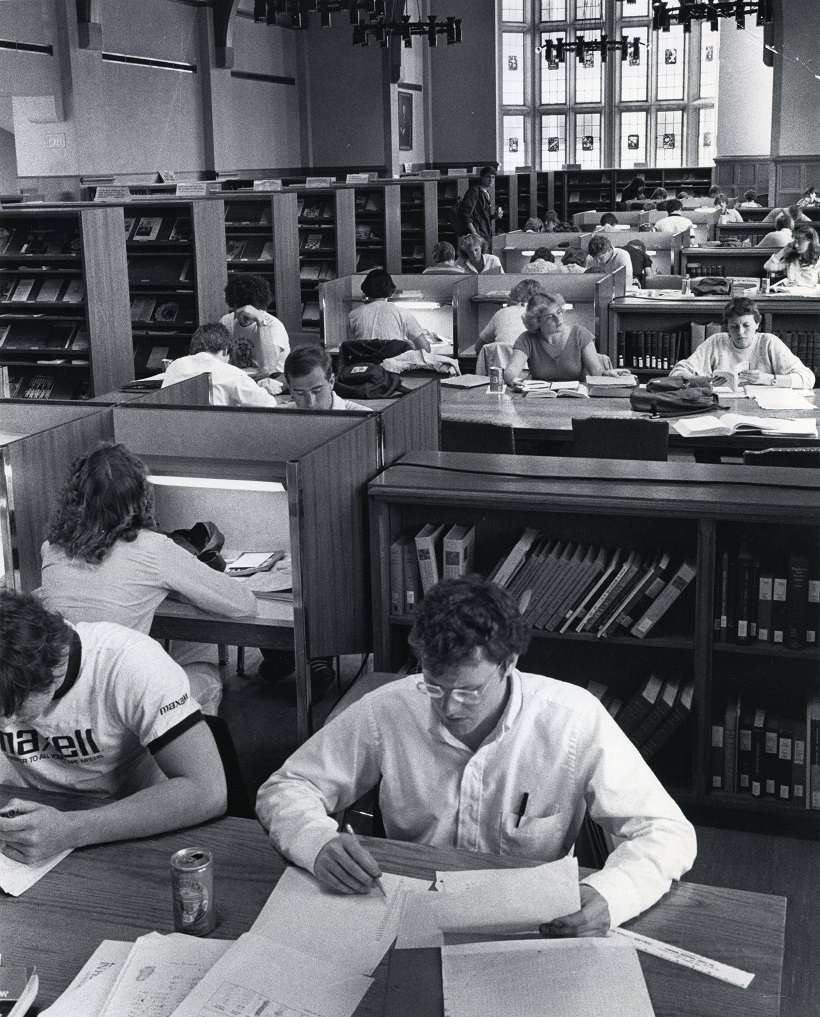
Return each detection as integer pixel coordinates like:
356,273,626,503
743,447,820,468
442,420,516,455
571,417,669,461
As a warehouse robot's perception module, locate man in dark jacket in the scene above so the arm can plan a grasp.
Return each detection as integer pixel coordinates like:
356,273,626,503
455,166,501,248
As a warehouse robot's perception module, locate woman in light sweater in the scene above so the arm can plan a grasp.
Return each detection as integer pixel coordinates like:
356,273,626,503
40,443,257,714
670,296,814,389
764,226,820,289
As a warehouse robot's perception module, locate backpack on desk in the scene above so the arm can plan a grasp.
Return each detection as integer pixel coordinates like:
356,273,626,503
630,376,718,417
335,363,404,399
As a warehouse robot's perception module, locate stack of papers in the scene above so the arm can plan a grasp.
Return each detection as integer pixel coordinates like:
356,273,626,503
745,386,815,411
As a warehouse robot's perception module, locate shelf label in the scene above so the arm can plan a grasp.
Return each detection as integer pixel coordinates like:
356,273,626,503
175,181,209,197
418,170,441,179
94,185,131,201
305,177,335,188
446,168,468,176
254,179,283,191
346,173,371,184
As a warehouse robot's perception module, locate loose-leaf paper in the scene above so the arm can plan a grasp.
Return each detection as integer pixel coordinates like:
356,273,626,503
39,941,132,1017
430,855,581,934
0,847,71,897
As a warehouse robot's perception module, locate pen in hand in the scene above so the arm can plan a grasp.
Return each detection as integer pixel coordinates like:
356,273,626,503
515,792,529,829
344,823,387,898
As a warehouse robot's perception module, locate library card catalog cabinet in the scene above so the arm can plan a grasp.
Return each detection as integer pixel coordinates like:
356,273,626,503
368,453,820,831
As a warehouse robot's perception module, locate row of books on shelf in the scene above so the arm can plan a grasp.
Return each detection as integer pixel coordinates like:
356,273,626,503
301,302,320,326
0,227,81,257
390,524,696,641
778,331,820,374
715,546,819,650
588,673,694,762
127,257,192,286
225,239,274,262
355,225,383,244
130,298,192,324
300,232,334,254
0,322,88,352
300,261,337,282
710,692,820,808
355,192,383,214
356,252,383,272
0,277,85,304
616,323,720,371
684,264,727,277
125,216,191,243
7,372,88,400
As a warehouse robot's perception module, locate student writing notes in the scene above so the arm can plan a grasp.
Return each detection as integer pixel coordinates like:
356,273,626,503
257,576,697,935
670,296,815,389
0,591,226,863
281,346,367,411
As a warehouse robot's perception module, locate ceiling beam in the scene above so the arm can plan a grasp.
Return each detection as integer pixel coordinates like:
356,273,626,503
213,0,241,68
76,0,102,50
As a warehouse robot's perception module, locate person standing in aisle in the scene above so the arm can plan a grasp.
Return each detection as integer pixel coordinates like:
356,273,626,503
221,274,290,395
454,166,502,249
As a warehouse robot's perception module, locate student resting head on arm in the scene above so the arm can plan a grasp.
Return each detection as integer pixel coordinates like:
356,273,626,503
475,278,546,354
163,322,280,407
597,212,618,231
220,274,290,392
348,269,431,352
584,234,634,288
256,575,697,934
502,292,606,386
39,441,258,714
557,247,587,274
764,225,820,289
281,346,367,411
0,590,227,864
669,296,815,389
422,241,463,275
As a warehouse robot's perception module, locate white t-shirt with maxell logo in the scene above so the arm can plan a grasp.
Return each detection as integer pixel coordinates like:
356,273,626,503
0,622,202,799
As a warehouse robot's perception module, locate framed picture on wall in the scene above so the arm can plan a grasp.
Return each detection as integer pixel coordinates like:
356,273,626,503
398,92,413,151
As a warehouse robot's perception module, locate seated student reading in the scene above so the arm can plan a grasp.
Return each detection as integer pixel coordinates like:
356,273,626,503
162,322,280,408
221,274,290,394
796,186,820,209
654,198,694,235
348,269,431,352
764,225,820,289
670,296,815,389
454,234,504,276
281,346,367,411
739,189,762,209
584,234,634,288
475,279,545,355
39,442,257,714
756,213,793,249
257,576,697,934
0,590,227,864
557,247,587,274
502,293,605,386
714,193,743,224
422,241,463,276
528,247,560,274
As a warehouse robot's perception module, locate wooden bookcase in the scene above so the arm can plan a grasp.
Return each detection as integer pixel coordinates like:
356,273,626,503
680,247,773,280
296,186,356,335
0,206,132,399
124,199,227,377
609,295,820,382
368,453,820,830
390,179,438,274
353,185,388,274
221,191,302,338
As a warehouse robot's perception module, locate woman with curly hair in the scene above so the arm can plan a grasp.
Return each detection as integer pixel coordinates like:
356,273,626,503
764,225,820,289
39,443,257,714
220,274,290,394
502,292,606,385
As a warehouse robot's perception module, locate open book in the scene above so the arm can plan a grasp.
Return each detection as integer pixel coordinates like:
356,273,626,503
519,380,589,399
672,414,818,438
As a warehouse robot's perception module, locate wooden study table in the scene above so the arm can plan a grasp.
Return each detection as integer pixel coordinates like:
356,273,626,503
0,785,785,1017
439,384,820,457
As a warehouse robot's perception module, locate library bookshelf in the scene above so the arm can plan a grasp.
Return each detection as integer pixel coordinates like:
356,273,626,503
0,206,132,399
368,453,820,830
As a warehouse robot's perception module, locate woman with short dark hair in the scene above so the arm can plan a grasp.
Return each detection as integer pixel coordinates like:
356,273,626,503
348,269,431,350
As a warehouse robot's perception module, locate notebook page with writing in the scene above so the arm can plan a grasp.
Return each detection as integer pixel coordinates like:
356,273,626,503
430,856,580,934
441,939,655,1017
168,933,372,1017
251,867,429,976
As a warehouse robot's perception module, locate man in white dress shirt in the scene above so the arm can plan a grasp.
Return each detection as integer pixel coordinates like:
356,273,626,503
257,575,696,936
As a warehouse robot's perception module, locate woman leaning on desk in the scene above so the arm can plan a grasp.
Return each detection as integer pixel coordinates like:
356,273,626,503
763,225,820,289
502,292,607,386
669,296,815,389
39,443,257,715
475,279,546,356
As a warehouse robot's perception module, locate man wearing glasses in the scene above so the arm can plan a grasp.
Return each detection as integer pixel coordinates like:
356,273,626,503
257,575,696,936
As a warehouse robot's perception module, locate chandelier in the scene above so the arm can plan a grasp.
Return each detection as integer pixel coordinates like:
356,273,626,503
537,35,642,63
647,1,775,31
253,1,463,45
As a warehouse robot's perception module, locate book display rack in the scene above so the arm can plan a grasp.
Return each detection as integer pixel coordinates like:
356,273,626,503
124,199,227,377
396,180,437,274
609,295,820,383
353,187,387,274
436,176,472,248
368,453,820,829
0,206,131,399
222,191,302,338
297,187,356,333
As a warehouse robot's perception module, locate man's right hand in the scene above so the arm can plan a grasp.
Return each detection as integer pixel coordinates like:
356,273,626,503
313,833,384,894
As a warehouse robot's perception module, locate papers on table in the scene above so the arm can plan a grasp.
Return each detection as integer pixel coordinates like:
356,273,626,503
40,942,132,1017
235,555,293,597
745,386,816,411
440,374,491,388
251,865,429,976
0,847,71,896
440,938,655,1017
168,933,373,1017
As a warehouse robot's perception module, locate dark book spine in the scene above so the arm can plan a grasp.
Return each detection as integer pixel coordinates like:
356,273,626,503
763,713,779,797
734,544,755,644
777,720,793,802
785,553,809,649
750,709,766,799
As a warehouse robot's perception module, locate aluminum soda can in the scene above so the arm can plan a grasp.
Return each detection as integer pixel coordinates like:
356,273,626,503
680,276,691,295
171,847,216,935
760,276,770,294
489,366,504,393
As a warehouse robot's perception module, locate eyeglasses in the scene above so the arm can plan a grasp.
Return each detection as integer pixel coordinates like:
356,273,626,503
416,670,501,703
